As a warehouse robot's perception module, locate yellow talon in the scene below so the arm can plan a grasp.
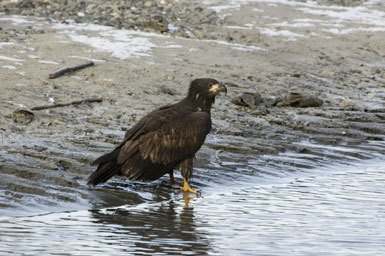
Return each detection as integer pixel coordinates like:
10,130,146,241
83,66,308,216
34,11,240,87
181,178,198,194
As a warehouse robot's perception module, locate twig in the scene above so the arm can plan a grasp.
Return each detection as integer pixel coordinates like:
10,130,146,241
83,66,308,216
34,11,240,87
31,98,102,111
49,61,94,79
215,150,224,166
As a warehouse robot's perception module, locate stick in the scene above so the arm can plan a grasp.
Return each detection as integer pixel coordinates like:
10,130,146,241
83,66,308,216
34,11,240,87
215,150,224,166
49,61,94,79
31,98,102,111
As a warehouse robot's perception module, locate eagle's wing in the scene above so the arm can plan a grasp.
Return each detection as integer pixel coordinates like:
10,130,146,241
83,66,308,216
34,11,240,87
117,108,211,180
138,111,211,164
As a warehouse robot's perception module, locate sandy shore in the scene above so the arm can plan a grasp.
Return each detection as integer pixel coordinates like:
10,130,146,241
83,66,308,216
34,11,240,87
1,0,385,215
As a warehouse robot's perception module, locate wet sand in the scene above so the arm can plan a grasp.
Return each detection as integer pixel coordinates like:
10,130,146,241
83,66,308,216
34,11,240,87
1,0,385,217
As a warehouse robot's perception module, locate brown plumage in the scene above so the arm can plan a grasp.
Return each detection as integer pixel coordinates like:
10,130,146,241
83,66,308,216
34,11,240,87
87,78,227,193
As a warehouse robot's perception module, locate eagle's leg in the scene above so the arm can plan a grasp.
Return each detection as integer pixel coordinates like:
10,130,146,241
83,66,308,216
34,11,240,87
169,171,183,186
181,178,198,194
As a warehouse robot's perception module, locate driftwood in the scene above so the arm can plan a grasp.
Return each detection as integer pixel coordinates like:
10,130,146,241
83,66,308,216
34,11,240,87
49,61,94,79
215,150,224,166
31,98,102,111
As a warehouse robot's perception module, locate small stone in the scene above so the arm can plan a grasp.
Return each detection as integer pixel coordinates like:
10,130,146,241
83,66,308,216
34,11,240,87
322,70,335,77
339,100,355,109
232,92,263,108
54,119,66,125
249,108,268,116
273,92,324,108
159,84,176,95
148,15,169,32
12,108,34,124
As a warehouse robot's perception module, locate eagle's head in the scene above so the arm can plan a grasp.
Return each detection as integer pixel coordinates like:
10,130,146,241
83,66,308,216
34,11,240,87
186,78,227,112
188,78,227,101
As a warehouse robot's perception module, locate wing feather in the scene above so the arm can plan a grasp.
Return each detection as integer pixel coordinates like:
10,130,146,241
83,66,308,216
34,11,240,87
116,105,211,182
138,111,211,165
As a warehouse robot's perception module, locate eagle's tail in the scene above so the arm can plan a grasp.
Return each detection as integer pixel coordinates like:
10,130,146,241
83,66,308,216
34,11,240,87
87,149,121,186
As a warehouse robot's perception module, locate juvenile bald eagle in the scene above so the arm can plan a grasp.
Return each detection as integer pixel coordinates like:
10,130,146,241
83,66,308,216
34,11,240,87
87,78,227,194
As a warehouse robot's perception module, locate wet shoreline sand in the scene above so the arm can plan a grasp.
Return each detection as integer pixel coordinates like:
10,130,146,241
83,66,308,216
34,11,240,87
0,1,385,254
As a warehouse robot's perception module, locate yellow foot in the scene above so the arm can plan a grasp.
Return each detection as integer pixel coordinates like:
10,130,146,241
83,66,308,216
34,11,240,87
180,178,199,194
169,172,183,186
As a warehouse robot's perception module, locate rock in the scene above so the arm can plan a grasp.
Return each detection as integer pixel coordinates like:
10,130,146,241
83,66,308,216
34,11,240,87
273,92,324,108
322,70,335,77
0,0,23,8
148,15,169,33
249,108,269,116
231,92,263,108
144,1,152,7
53,119,66,125
159,84,176,95
317,0,363,7
12,108,34,124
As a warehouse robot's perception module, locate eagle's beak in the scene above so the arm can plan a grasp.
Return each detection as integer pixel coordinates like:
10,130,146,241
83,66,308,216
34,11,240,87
209,83,227,95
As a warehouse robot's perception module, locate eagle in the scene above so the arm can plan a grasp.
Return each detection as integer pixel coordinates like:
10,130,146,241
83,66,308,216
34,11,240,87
87,78,227,194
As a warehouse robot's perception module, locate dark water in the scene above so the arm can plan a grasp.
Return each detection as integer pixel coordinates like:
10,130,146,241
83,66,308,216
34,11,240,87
1,141,385,255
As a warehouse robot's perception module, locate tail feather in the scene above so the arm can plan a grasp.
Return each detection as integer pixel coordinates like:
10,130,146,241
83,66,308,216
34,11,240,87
87,162,120,186
88,148,121,186
91,148,120,166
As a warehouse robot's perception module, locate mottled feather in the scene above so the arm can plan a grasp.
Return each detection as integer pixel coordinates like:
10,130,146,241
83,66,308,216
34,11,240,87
87,78,226,186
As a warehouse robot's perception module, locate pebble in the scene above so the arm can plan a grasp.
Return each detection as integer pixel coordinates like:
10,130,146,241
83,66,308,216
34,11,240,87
232,92,263,108
273,92,324,108
0,0,219,40
12,108,34,124
159,85,176,95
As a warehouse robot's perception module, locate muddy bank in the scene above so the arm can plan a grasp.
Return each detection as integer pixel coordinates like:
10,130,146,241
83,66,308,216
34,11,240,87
1,0,385,216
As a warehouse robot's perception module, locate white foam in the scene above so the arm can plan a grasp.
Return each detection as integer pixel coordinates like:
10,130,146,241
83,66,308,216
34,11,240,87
167,24,179,33
51,22,161,59
52,22,166,38
271,21,315,28
298,6,385,26
252,8,264,13
51,21,111,32
53,19,265,56
1,65,16,70
69,56,106,63
293,18,323,23
225,25,253,30
324,27,385,35
161,44,183,48
39,60,60,65
66,33,154,59
205,39,266,52
28,55,41,59
209,4,240,12
0,42,16,49
0,17,30,25
259,28,305,40
0,55,24,62
205,0,385,37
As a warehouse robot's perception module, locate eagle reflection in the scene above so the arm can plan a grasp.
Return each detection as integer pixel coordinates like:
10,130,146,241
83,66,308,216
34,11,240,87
89,193,210,255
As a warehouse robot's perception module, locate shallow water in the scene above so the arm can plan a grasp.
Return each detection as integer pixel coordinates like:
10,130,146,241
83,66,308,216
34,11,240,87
1,0,385,254
1,149,384,255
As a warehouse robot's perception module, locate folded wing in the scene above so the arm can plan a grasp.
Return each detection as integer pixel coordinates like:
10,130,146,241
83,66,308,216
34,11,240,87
117,109,211,181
